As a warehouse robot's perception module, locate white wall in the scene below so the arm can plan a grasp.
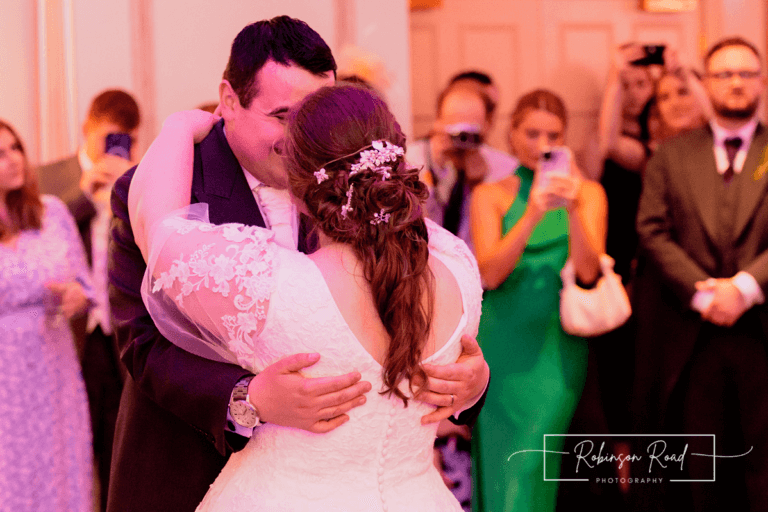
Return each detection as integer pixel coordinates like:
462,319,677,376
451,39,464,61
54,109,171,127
354,0,412,138
0,1,38,162
3,0,764,166
72,0,135,135
706,0,766,53
0,0,410,164
151,0,339,132
149,0,411,137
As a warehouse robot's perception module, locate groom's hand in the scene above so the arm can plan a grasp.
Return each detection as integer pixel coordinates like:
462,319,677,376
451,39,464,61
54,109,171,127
417,335,489,424
248,353,372,433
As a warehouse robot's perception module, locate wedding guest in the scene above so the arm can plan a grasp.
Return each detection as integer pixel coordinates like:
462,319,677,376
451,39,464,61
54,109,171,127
470,89,606,512
0,119,94,511
408,83,517,253
38,89,139,510
448,70,500,127
595,43,654,282
649,61,710,147
635,37,768,510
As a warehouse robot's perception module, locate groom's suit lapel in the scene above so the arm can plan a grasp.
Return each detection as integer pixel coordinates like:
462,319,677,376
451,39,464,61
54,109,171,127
192,119,265,228
191,120,318,253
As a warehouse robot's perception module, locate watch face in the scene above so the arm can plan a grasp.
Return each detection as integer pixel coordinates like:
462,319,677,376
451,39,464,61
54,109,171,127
230,401,258,428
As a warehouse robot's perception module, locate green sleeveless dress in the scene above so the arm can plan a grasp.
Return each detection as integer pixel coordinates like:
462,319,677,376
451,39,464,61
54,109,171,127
472,166,588,512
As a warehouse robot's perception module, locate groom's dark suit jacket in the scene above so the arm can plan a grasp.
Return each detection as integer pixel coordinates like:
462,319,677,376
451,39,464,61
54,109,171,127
633,124,768,432
107,120,487,512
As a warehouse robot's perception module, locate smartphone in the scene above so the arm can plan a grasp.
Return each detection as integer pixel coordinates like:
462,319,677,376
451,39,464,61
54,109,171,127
537,146,572,208
538,146,572,182
631,45,665,66
105,132,132,160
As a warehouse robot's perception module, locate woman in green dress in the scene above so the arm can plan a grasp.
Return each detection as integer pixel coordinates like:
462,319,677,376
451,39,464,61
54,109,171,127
470,90,607,511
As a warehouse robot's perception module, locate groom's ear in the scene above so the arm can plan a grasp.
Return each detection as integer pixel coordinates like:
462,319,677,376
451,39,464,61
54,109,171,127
219,80,240,120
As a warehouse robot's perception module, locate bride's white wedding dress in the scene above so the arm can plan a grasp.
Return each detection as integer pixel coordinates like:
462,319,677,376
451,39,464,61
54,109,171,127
143,205,482,512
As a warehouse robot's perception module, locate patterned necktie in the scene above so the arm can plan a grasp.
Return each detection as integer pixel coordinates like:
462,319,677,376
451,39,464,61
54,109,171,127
255,186,296,249
723,137,743,183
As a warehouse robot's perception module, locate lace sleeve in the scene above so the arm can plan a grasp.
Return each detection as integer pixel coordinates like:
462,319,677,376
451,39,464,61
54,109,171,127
141,203,278,370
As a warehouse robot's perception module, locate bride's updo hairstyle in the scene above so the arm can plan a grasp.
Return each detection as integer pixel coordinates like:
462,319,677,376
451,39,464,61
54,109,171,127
284,84,433,404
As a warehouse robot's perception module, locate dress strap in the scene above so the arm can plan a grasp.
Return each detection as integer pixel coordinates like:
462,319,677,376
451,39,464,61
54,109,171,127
514,166,535,201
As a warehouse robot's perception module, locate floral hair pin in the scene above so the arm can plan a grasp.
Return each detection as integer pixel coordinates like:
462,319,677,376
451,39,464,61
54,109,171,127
314,168,329,184
349,140,403,180
318,139,404,222
341,184,355,218
370,210,391,225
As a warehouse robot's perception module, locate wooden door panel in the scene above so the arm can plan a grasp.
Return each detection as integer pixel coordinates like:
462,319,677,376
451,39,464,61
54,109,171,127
410,0,701,166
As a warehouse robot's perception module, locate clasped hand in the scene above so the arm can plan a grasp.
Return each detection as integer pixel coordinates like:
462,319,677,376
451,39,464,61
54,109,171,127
529,173,581,218
44,281,89,320
417,335,489,424
695,278,748,327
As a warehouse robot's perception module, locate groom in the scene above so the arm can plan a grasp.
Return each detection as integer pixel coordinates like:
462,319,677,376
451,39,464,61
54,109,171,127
107,16,489,512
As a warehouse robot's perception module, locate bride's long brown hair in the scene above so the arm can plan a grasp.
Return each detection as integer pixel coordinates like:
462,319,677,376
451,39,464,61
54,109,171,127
284,84,433,404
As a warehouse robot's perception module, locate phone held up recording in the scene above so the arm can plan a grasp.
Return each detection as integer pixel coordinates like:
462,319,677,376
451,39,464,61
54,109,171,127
536,146,572,209
105,132,132,160
630,44,665,67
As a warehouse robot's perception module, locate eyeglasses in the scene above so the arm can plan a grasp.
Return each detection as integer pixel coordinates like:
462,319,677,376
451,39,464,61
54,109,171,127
708,70,762,81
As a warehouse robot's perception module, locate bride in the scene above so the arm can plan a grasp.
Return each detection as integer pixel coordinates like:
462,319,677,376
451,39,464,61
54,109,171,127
129,84,482,511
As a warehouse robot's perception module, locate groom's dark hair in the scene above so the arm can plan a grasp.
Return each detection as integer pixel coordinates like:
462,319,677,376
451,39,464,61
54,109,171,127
223,16,337,109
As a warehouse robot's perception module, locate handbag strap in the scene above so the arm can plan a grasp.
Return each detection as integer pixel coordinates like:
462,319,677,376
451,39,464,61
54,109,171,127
561,254,616,286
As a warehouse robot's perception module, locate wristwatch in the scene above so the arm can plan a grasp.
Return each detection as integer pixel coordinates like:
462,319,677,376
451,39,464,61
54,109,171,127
229,376,262,428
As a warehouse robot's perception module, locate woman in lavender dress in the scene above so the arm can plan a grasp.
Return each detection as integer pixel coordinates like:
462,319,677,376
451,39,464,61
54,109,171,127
0,120,94,511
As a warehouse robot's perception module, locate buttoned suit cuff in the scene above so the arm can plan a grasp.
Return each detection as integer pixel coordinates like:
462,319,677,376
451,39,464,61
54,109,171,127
732,271,765,308
452,373,490,419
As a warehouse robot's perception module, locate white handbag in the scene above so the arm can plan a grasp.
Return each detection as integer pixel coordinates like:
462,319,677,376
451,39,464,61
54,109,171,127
559,254,631,337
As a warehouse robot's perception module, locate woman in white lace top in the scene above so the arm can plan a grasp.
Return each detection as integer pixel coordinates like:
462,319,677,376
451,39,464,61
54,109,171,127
128,84,483,511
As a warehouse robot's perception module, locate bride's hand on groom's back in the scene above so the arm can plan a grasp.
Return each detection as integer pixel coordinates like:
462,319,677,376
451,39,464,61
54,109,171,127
162,109,221,144
418,335,490,424
248,353,373,434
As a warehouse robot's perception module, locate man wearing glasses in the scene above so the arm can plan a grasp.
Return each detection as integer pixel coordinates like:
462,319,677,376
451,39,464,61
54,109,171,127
636,37,768,510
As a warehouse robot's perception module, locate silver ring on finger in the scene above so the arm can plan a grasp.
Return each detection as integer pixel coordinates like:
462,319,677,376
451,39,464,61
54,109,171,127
450,394,455,407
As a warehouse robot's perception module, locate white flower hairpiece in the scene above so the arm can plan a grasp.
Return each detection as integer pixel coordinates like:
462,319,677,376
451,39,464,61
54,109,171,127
349,140,403,180
314,168,329,184
341,184,355,218
370,210,391,225
317,140,404,224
